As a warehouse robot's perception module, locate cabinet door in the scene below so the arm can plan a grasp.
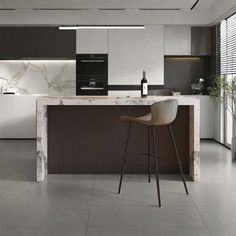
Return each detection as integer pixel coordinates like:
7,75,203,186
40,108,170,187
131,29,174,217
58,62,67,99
0,96,13,138
0,29,14,59
165,26,191,55
191,27,212,56
12,96,38,138
11,27,75,59
108,25,164,85
196,95,215,139
76,29,108,54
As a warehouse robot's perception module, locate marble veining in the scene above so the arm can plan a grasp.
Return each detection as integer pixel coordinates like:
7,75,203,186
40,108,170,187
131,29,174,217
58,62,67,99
36,96,200,182
0,60,75,95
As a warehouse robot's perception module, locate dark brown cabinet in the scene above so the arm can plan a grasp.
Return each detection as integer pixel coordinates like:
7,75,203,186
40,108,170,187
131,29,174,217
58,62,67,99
0,28,14,59
191,27,212,56
0,27,76,59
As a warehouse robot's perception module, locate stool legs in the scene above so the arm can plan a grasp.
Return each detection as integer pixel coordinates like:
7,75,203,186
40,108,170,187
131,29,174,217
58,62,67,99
118,122,132,194
168,125,189,195
147,126,151,183
152,126,161,207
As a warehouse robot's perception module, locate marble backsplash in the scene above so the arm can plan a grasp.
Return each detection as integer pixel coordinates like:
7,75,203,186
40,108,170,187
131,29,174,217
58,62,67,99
0,60,76,95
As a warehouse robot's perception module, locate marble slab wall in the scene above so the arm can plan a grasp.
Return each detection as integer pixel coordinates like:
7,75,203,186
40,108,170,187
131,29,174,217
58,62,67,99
0,60,76,95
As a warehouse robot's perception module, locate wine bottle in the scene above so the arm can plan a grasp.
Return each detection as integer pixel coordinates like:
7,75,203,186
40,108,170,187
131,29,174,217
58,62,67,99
141,70,148,98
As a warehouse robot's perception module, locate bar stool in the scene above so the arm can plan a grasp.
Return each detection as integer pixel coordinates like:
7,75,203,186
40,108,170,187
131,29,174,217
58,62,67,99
118,99,188,207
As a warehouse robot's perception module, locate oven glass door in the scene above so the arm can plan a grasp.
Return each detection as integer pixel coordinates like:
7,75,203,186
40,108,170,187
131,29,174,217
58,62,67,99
76,55,108,75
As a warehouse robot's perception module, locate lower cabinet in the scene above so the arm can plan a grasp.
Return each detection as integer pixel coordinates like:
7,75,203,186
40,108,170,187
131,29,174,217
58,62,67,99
195,95,215,139
0,95,41,138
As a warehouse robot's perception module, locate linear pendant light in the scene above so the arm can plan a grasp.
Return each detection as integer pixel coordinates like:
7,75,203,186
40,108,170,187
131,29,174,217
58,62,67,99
59,25,145,30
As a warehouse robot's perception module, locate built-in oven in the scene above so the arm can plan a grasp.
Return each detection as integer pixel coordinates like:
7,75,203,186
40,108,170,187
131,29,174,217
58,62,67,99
76,54,108,95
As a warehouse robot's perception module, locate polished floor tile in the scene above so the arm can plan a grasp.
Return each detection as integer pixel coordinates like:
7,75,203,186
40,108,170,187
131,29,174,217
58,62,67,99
197,206,236,227
93,174,193,206
0,140,235,236
88,206,204,227
0,206,90,227
0,227,86,236
208,226,236,236
87,226,210,236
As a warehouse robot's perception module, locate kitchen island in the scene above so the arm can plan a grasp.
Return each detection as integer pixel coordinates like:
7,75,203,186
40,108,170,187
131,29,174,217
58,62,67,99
36,96,200,182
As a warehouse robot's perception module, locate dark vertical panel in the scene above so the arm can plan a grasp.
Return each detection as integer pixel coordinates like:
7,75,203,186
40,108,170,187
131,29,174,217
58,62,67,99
204,26,217,92
164,57,207,95
191,27,212,56
48,106,189,174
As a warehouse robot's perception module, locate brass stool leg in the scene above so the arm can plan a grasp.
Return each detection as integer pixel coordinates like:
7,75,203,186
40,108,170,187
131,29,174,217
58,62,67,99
168,125,189,195
152,126,161,207
148,126,151,183
118,122,132,194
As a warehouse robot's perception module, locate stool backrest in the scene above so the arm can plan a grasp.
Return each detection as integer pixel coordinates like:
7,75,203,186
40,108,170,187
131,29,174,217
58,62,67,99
151,99,178,126
149,89,172,96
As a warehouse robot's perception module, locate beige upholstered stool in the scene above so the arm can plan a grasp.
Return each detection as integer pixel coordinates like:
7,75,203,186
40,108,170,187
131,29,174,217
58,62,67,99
118,99,188,207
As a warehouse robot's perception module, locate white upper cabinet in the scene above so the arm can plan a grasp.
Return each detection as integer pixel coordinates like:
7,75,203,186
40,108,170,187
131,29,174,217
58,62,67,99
164,26,191,55
108,25,164,85
76,29,108,54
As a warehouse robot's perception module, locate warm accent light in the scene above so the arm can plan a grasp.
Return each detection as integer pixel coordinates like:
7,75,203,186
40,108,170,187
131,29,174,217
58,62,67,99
59,25,145,30
166,57,201,60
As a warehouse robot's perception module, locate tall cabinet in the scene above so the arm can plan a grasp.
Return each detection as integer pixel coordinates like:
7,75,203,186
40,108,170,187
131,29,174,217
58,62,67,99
164,26,191,55
76,25,165,88
76,29,108,53
108,25,164,85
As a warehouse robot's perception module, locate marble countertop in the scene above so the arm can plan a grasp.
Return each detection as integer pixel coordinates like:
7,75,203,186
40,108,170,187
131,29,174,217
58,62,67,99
37,95,199,106
0,94,49,96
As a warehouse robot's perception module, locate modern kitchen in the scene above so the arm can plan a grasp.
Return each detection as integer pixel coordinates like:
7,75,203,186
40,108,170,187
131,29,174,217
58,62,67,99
0,0,235,235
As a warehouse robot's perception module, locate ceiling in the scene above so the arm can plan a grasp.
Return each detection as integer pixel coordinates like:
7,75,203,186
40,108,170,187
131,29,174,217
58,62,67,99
0,0,234,26
0,0,218,11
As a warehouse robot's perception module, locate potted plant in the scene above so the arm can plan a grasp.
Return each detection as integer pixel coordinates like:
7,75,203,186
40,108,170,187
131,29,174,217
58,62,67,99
209,75,236,159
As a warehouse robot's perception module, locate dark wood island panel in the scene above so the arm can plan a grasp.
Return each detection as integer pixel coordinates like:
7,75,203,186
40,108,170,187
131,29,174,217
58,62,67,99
48,105,189,174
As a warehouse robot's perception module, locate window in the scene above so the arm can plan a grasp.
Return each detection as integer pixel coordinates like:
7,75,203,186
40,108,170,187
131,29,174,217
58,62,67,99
220,14,236,75
218,13,236,147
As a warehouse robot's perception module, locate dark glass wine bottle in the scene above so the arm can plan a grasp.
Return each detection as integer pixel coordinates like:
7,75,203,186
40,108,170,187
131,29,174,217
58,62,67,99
141,70,148,98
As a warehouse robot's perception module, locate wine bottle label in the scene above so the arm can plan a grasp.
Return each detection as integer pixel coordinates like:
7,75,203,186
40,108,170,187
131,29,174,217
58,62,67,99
143,83,148,95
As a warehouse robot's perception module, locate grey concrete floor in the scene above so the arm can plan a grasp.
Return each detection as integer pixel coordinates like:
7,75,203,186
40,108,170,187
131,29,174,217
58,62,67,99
0,140,235,236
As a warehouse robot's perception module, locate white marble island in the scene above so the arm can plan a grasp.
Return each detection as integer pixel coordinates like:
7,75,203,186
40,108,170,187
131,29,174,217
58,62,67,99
36,96,200,182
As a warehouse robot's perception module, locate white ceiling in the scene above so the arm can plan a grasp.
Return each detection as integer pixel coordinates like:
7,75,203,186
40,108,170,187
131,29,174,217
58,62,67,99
0,0,214,10
196,0,219,9
0,0,234,25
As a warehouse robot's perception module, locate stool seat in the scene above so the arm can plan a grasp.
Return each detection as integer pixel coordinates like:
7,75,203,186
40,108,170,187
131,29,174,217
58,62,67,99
120,113,152,126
